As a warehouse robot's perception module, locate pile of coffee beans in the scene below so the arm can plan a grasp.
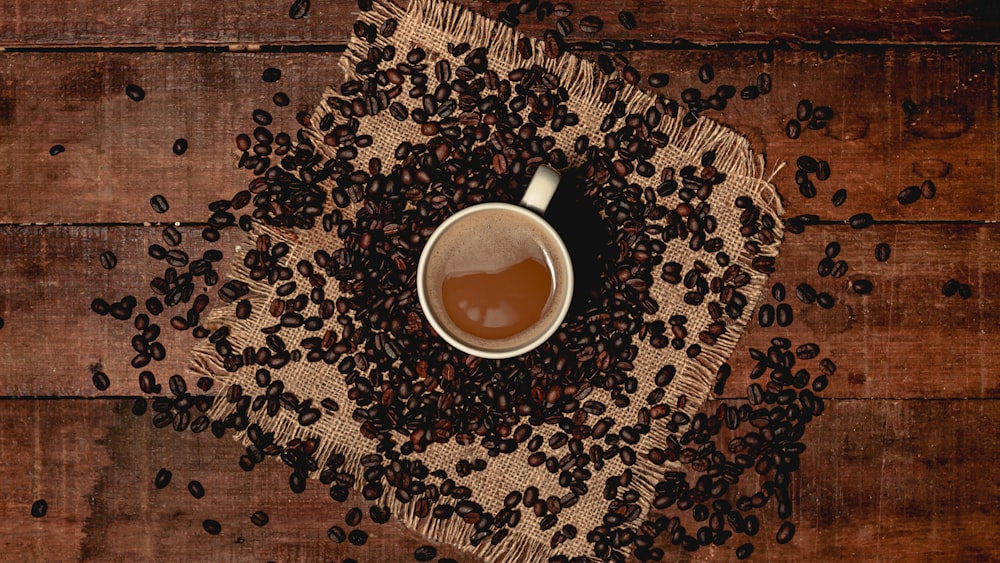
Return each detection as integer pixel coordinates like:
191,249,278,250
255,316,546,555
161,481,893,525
75,1,971,561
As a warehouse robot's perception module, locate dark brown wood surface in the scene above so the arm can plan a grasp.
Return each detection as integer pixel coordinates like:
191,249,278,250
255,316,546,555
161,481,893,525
0,0,997,561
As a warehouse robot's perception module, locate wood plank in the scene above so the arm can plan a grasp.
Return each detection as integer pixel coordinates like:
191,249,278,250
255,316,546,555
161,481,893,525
0,223,995,399
0,398,471,561
0,51,338,224
2,398,998,561
624,47,999,222
0,49,996,224
654,398,1000,560
0,0,995,47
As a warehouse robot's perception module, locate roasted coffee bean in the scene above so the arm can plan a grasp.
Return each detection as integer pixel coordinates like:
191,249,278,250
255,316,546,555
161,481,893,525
125,84,146,101
618,10,636,29
941,278,961,297
345,507,364,526
897,185,921,205
99,251,118,270
149,194,169,214
348,529,368,545
262,67,282,82
414,545,438,561
852,279,873,294
154,467,172,489
648,73,669,88
757,304,774,327
776,521,795,544
327,525,347,543
288,0,310,19
31,499,48,518
49,144,65,156
920,179,936,199
552,2,572,17
785,119,801,139
698,64,714,84
736,542,754,559
188,480,205,499
250,510,269,526
172,138,188,156
579,15,603,33
776,303,793,327
202,519,222,535
849,212,873,229
796,99,813,121
92,371,110,391
831,188,847,207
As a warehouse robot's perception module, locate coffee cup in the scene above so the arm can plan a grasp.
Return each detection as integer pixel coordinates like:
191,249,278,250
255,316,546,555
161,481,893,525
417,166,574,359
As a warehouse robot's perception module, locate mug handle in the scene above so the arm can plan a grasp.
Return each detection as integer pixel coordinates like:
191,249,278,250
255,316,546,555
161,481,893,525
519,165,560,215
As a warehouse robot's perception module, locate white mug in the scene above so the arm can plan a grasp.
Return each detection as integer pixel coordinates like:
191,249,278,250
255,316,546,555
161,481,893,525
416,166,574,359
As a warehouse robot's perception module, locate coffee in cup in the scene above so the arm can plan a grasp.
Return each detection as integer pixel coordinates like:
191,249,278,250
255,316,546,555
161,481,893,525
417,166,573,359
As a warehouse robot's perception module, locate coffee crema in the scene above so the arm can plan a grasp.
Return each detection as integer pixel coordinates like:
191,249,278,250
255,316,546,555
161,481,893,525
420,205,568,355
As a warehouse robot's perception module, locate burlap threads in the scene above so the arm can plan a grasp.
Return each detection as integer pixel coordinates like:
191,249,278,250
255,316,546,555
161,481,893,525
191,0,784,561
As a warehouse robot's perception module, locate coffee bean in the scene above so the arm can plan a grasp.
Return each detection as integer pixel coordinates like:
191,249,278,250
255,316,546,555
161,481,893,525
149,194,169,214
262,67,282,83
172,138,188,156
618,10,636,29
852,279,873,294
757,304,774,327
772,282,786,301
958,283,973,299
848,212,873,229
736,542,754,559
579,15,603,33
796,99,813,121
327,525,347,543
92,371,110,391
49,144,65,156
897,185,920,205
202,519,221,535
250,510,269,526
188,480,205,499
776,303,793,327
776,521,795,544
345,507,363,526
942,278,960,297
125,84,146,101
348,529,368,545
785,119,801,139
648,73,669,88
31,499,48,518
289,0,310,19
99,251,118,270
698,64,714,84
414,545,438,561
154,467,172,489
831,188,847,207
920,180,936,199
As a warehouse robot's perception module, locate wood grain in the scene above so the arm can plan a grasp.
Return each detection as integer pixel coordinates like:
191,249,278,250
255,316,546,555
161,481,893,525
0,0,995,47
0,223,995,399
2,398,997,561
0,49,996,224
0,52,335,225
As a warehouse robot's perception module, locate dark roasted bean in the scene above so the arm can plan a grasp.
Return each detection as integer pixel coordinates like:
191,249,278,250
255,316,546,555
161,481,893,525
250,510,269,526
202,519,221,535
579,15,603,33
288,0,310,19
149,194,169,213
31,499,48,518
49,144,65,156
154,467,172,489
172,138,188,156
99,251,118,270
125,84,146,101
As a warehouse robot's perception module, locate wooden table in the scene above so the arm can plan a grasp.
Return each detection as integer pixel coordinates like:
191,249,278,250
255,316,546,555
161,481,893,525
1,1,997,560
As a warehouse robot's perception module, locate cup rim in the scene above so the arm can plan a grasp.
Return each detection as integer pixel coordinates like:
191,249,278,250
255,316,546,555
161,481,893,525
416,202,574,359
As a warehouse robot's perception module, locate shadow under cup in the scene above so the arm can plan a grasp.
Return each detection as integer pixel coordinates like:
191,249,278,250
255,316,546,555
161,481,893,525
417,202,574,359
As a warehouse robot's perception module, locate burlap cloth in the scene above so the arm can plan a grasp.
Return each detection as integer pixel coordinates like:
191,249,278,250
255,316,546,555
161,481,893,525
191,0,783,560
